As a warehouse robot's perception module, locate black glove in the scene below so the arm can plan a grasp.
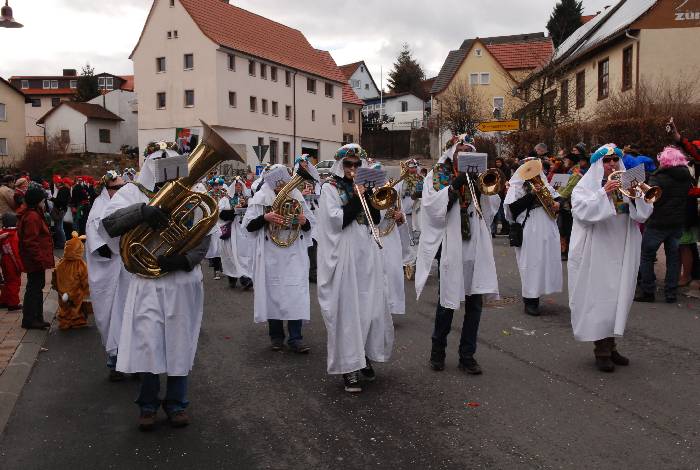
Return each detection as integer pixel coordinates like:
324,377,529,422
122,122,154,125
96,244,112,259
447,188,460,211
157,254,192,273
219,209,236,221
451,173,468,191
141,204,169,229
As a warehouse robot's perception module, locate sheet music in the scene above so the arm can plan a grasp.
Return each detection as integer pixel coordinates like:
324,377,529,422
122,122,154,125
550,174,571,190
354,167,387,188
621,164,645,190
265,166,291,191
457,152,488,174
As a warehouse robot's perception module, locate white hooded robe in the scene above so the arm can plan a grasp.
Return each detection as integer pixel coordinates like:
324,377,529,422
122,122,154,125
218,185,253,279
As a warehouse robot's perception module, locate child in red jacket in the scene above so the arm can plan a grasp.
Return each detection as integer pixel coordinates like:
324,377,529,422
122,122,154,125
0,212,23,310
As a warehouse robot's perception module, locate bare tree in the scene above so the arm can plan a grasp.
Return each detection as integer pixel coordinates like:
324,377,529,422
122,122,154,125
436,79,487,137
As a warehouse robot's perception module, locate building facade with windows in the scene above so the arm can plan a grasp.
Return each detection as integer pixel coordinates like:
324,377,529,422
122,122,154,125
342,83,363,145
339,61,380,101
514,0,700,128
363,91,425,120
132,0,346,167
0,77,27,165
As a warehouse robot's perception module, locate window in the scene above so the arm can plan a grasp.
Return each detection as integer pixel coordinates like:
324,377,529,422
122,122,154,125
360,65,365,72
157,92,166,109
475,48,482,57
60,130,70,142
21,80,28,89
307,78,316,93
493,97,504,110
51,80,58,89
228,91,237,107
98,77,113,90
365,84,369,90
269,67,277,82
99,129,111,143
184,53,194,70
469,73,479,85
42,80,50,89
332,114,336,125
249,60,256,76
0,103,5,120
271,101,278,116
480,73,490,85
400,101,408,112
227,53,236,71
184,89,195,107
0,138,6,156
285,70,292,87
250,96,257,112
282,141,290,165
598,58,609,100
351,79,360,88
285,105,292,120
343,133,354,144
622,46,633,91
325,83,334,98
169,0,174,6
311,109,316,121
576,71,585,109
260,63,267,79
261,99,268,114
31,98,41,107
70,80,77,89
167,31,172,39
347,109,355,123
269,139,278,164
156,57,166,73
560,79,569,115
51,97,61,107
173,30,178,38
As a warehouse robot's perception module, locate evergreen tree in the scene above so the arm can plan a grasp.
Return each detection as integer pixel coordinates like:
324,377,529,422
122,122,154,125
75,64,100,102
387,43,425,96
546,0,583,47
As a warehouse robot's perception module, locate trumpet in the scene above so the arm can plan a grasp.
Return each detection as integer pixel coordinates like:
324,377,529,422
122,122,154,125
607,171,662,204
351,171,383,249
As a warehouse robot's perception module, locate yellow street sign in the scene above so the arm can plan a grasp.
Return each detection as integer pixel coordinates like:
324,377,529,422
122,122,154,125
477,120,520,133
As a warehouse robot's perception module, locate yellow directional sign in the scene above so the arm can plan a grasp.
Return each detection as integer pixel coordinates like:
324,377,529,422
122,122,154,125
477,120,520,133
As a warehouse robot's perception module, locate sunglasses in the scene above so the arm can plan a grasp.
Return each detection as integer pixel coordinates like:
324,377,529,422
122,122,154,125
602,156,620,163
343,160,362,169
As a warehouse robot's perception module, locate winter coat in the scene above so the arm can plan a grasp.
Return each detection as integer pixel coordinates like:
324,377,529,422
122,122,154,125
17,205,55,272
646,166,694,230
0,185,16,216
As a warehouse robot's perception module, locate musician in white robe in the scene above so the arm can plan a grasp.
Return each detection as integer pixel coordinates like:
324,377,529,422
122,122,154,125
396,159,421,280
415,135,499,375
101,146,211,430
317,144,394,393
242,166,314,353
569,144,652,372
296,155,320,283
218,177,253,289
85,171,127,381
504,160,563,316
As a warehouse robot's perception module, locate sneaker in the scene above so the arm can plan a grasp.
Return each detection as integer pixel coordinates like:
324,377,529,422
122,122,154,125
213,271,221,280
289,342,311,354
595,356,615,372
634,292,655,303
21,320,49,330
360,358,375,381
138,411,157,431
458,357,483,375
343,372,362,393
166,410,190,428
610,350,630,366
109,369,126,382
270,338,284,351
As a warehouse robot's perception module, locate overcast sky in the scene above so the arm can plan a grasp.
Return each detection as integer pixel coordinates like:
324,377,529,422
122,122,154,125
0,0,614,83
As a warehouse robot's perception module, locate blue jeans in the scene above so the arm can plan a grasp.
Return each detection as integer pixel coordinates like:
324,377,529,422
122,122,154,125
136,373,189,414
639,227,682,298
268,319,303,345
432,295,483,363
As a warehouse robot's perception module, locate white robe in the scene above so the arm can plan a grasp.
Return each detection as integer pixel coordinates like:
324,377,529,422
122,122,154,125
568,159,652,342
504,172,563,299
317,174,394,375
85,190,123,355
218,196,253,279
415,149,499,309
103,183,204,376
242,184,312,323
396,180,418,267
379,210,406,315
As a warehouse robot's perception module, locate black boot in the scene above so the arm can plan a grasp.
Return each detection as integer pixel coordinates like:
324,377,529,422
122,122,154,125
228,276,238,288
595,356,615,372
523,297,540,316
634,292,655,303
429,348,445,371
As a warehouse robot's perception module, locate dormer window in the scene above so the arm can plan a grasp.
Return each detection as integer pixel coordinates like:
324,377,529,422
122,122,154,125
475,49,482,57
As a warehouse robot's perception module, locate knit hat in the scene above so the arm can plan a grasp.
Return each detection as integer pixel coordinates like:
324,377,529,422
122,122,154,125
1,212,17,228
574,142,586,155
24,186,46,207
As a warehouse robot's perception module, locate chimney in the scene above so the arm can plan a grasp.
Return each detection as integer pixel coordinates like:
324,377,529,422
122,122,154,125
63,68,77,77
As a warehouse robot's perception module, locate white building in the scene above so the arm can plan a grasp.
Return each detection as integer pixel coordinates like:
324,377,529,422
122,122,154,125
362,91,426,119
131,0,348,167
37,102,125,154
339,61,380,101
88,89,138,150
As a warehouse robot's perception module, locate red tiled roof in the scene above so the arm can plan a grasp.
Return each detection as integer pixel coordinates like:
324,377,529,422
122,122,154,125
486,39,554,70
119,75,134,91
133,0,346,83
339,61,363,79
37,101,123,124
21,88,76,96
581,14,596,24
342,83,364,106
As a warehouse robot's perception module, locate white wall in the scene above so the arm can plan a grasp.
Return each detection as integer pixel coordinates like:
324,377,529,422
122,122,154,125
88,90,138,149
42,105,87,152
384,94,425,116
86,120,122,154
25,95,71,138
348,64,380,100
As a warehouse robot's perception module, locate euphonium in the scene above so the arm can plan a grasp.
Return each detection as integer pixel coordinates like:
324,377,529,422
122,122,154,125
607,170,662,204
268,166,318,248
120,121,245,278
370,160,411,211
516,159,558,219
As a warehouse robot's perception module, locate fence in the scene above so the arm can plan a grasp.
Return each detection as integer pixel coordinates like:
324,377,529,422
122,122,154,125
361,128,432,161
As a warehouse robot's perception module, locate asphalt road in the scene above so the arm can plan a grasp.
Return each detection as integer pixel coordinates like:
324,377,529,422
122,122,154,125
1,237,700,469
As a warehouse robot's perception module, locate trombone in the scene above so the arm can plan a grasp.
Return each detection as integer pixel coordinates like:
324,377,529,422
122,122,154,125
351,170,383,249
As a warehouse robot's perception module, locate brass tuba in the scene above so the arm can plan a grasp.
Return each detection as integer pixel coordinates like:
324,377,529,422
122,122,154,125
607,170,662,204
515,159,558,219
268,166,319,248
370,160,411,211
120,121,245,278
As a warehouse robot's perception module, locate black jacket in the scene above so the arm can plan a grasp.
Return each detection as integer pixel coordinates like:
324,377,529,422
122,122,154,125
646,166,693,230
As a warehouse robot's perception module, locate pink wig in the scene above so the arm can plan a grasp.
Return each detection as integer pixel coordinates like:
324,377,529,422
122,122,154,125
658,146,689,168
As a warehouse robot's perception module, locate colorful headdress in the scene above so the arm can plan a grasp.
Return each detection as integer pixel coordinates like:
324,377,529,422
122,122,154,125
334,143,367,160
590,144,623,165
207,176,225,186
294,154,310,166
445,134,475,151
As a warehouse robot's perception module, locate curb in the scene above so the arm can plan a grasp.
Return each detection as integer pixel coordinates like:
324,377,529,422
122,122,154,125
0,292,58,436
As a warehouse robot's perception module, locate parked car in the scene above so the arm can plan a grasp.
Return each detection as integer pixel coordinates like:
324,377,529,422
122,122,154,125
381,111,425,131
316,159,335,179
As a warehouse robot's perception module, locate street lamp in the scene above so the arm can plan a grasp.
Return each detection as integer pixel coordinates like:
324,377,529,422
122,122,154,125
0,1,23,28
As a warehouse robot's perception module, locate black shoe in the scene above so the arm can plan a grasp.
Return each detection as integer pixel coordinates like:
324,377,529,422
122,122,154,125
595,356,615,372
289,342,310,354
7,305,22,311
429,348,445,371
523,298,540,316
360,358,375,381
22,320,49,330
228,277,238,288
458,357,483,375
270,338,284,351
665,296,677,304
109,369,126,382
610,350,630,366
0,303,7,309
241,277,253,291
634,292,655,303
343,372,362,393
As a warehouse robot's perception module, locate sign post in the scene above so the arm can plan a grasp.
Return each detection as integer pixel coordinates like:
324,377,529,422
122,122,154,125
476,120,520,133
252,145,269,162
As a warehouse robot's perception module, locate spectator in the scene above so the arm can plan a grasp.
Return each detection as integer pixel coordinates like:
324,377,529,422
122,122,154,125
491,156,511,236
0,176,16,218
534,143,552,172
70,178,90,235
17,187,54,330
51,179,71,247
13,178,29,208
0,213,23,310
635,147,694,304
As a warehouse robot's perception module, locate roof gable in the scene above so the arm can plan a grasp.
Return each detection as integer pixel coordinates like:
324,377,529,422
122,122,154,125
37,102,123,124
339,61,363,79
342,83,364,106
0,76,28,100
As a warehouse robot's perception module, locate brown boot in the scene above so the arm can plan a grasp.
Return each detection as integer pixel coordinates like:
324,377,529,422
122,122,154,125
138,411,157,431
166,410,190,428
